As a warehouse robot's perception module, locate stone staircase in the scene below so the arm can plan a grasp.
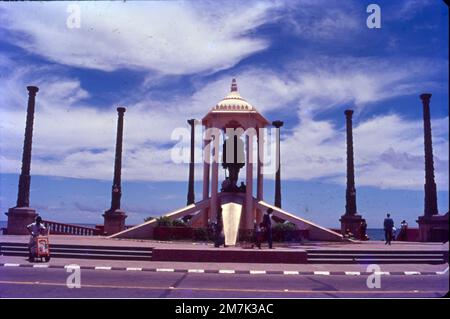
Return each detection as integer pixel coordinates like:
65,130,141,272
306,249,448,264
0,242,153,261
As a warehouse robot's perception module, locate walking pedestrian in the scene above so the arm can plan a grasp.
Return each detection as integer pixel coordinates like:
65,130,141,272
263,208,273,249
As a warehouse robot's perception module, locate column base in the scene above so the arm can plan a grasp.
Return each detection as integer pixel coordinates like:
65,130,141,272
103,209,127,236
417,213,449,242
6,207,38,235
339,214,363,238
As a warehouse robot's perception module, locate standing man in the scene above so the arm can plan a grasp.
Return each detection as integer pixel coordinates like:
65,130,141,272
383,213,394,245
263,208,273,249
26,215,46,261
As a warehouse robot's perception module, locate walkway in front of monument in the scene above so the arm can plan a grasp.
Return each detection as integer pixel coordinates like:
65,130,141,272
0,235,448,297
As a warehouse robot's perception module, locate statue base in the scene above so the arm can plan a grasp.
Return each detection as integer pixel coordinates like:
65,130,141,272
339,214,363,238
417,213,449,242
103,209,127,236
6,207,38,235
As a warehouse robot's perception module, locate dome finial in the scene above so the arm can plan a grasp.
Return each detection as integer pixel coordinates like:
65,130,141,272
231,78,238,92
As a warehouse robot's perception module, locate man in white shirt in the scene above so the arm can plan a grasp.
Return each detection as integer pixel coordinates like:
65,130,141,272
27,216,47,261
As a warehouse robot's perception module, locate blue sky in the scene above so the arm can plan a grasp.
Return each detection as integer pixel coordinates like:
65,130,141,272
0,1,448,228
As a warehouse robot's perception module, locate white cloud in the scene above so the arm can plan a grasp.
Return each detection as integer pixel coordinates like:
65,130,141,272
0,1,279,75
0,49,447,190
282,0,360,40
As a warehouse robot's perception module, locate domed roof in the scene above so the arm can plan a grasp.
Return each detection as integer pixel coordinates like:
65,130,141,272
213,79,254,112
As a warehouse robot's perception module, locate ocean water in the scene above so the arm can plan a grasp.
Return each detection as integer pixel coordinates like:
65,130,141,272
0,220,387,240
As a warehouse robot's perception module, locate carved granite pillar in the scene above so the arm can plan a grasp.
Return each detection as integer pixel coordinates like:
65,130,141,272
272,120,283,208
417,94,448,242
420,94,438,217
103,107,127,235
6,86,39,235
187,119,196,205
340,109,362,237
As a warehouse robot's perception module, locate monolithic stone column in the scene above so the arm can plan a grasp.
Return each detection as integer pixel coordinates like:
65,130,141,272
202,135,211,227
103,107,127,235
420,94,438,217
210,140,219,223
187,119,196,205
417,94,448,242
344,110,357,216
245,134,254,229
272,120,283,208
340,109,362,236
256,129,264,223
6,86,39,235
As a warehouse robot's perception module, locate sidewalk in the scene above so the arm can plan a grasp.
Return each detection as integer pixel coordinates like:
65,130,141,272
1,234,447,251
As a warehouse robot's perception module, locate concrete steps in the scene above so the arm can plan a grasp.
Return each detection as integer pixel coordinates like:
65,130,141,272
307,250,448,264
0,242,153,261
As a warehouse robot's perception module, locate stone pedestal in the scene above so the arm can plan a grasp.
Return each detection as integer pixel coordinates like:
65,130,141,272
6,207,37,235
339,214,363,237
103,209,127,235
417,214,449,242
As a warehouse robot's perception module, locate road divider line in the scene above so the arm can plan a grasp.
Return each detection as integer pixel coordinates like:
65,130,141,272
94,266,112,270
33,264,49,268
283,271,299,275
1,280,445,295
126,267,142,271
4,263,20,267
375,271,390,275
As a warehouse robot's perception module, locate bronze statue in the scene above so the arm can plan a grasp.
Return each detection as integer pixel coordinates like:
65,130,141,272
222,130,245,192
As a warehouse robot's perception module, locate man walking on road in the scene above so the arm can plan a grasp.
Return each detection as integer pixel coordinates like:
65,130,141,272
383,213,394,245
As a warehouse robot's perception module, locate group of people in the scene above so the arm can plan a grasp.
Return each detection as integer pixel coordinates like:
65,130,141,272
211,207,274,249
343,214,409,244
253,208,274,249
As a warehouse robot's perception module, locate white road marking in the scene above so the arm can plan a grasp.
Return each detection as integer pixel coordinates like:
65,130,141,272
314,271,330,275
219,270,235,274
33,264,49,268
126,267,142,271
156,268,174,272
375,271,390,275
64,265,80,269
404,271,421,275
188,269,205,273
345,271,361,276
283,271,299,275
94,266,112,270
436,266,449,275
4,263,20,267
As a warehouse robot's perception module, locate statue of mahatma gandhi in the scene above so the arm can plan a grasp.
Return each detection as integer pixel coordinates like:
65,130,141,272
221,131,245,193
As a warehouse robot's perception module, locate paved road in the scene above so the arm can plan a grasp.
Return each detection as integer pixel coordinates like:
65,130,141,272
0,266,447,298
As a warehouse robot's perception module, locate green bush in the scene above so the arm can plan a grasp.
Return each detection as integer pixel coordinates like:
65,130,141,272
193,228,209,241
156,216,172,227
273,222,297,232
144,216,155,222
172,219,187,227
